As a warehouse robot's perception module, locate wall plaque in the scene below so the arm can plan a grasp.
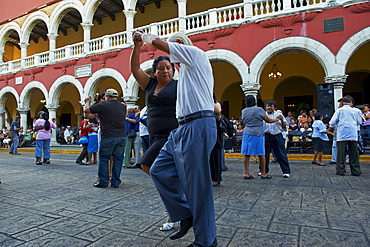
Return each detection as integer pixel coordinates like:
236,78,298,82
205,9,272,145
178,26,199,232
75,64,92,78
323,17,344,33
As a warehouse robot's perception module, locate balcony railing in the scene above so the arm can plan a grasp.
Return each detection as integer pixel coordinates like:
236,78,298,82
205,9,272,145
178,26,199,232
0,0,357,75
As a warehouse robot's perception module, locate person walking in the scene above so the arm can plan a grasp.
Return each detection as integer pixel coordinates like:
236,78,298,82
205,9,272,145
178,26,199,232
33,112,57,165
311,112,334,166
9,116,22,155
84,88,127,188
133,30,217,247
75,115,89,165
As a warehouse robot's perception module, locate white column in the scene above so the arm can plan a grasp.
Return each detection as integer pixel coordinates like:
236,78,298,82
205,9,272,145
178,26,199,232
0,111,5,130
17,108,30,131
76,114,82,128
0,50,4,63
243,0,253,18
123,10,137,44
19,42,29,68
81,22,94,53
123,96,140,108
283,0,292,10
177,0,187,32
48,33,59,61
324,75,348,110
240,82,262,98
46,104,60,146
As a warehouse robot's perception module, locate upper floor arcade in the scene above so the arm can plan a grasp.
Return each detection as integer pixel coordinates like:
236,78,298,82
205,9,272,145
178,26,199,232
0,0,368,75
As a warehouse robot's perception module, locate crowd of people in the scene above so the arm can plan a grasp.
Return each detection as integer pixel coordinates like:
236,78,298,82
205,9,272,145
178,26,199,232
1,31,367,247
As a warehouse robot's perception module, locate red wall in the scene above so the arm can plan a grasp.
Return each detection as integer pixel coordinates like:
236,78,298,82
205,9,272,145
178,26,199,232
0,0,55,23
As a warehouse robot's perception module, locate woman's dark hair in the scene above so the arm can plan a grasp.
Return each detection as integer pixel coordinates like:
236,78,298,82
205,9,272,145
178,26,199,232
90,118,98,124
314,112,322,120
97,92,106,101
152,56,175,74
245,95,256,107
42,112,51,131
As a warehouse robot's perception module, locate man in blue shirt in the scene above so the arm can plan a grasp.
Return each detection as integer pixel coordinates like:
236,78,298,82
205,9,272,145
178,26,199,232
9,116,22,155
329,96,363,176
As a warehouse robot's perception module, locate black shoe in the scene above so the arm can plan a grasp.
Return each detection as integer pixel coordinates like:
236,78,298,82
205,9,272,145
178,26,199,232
126,164,139,169
14,153,21,155
222,166,228,171
335,172,345,176
78,161,88,165
45,160,50,164
351,173,361,176
9,152,13,154
169,216,193,240
110,184,119,188
36,161,42,165
329,161,336,164
93,182,107,188
186,238,217,247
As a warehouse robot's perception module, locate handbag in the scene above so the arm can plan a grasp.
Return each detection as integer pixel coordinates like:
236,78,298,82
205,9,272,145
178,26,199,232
127,129,137,139
77,136,88,144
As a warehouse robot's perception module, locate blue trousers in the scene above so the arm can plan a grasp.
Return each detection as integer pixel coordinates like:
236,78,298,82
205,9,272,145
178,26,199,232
10,133,19,154
35,139,51,159
264,133,291,174
150,117,217,246
98,136,126,187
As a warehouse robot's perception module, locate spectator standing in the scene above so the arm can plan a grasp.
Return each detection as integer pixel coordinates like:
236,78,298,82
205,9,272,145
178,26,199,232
134,31,217,247
210,100,222,187
33,112,57,165
123,107,139,168
84,88,127,188
9,116,22,155
285,111,294,124
263,101,291,178
329,97,363,176
311,112,334,166
361,104,370,146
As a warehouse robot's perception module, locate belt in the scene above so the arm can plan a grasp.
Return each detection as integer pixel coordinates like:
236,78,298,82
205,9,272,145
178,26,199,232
178,110,215,125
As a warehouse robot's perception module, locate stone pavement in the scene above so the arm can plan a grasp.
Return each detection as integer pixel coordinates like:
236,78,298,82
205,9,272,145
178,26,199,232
0,149,370,246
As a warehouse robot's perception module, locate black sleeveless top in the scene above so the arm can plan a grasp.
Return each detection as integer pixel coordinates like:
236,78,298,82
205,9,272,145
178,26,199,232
145,77,178,136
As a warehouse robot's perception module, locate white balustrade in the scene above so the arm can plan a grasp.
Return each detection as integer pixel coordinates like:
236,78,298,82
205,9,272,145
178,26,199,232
0,0,355,75
215,3,244,23
54,48,66,60
89,38,104,52
70,43,84,56
110,32,127,47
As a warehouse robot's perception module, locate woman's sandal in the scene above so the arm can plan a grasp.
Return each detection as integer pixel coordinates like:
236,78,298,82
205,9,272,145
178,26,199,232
159,222,174,231
243,175,254,180
261,175,272,179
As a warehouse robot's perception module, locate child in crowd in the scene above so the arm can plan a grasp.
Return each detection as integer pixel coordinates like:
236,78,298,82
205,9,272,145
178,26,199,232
312,112,334,166
86,118,99,164
288,118,299,131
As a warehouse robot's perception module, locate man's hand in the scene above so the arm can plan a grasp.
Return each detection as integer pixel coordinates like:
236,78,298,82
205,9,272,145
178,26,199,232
133,30,144,46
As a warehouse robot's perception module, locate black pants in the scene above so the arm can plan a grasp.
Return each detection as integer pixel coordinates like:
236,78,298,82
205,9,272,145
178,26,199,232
263,133,291,174
76,143,88,162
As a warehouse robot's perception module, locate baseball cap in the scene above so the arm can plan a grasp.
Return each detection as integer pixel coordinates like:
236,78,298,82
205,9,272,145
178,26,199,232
105,88,118,97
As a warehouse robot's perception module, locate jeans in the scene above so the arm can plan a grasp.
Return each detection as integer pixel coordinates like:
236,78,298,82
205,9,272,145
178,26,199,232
35,139,51,159
10,133,19,154
98,136,126,187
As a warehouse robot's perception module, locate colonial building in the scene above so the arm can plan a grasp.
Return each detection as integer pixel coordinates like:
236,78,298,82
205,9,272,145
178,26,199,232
0,0,369,143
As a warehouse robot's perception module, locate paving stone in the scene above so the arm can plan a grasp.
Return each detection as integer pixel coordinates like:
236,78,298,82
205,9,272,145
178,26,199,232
300,226,369,246
0,152,370,246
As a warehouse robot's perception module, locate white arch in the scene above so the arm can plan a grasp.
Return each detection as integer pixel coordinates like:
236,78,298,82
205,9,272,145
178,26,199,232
336,26,370,75
19,81,48,109
49,75,84,105
84,0,105,24
126,59,153,97
0,86,20,111
20,11,50,43
250,36,336,85
0,22,21,49
49,0,85,35
85,68,127,97
206,49,249,85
